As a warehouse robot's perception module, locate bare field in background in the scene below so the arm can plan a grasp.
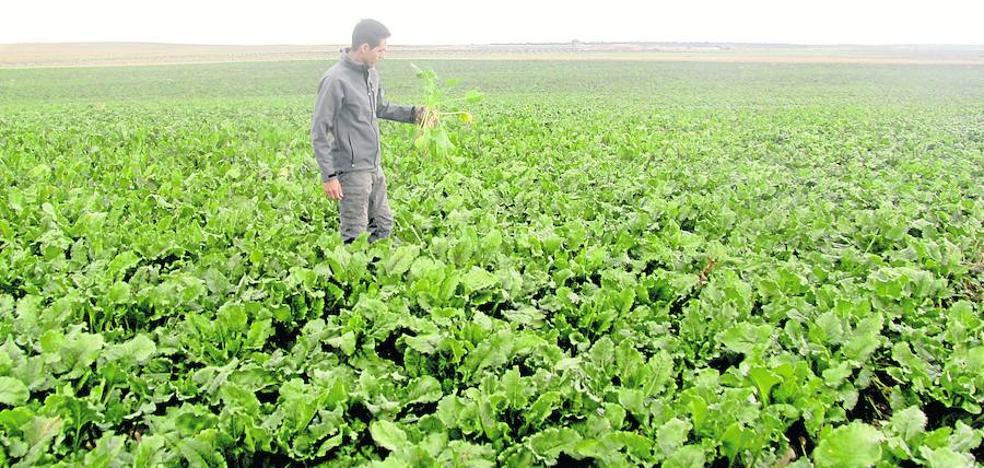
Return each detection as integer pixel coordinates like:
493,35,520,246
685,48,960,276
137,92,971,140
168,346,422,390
2,42,984,68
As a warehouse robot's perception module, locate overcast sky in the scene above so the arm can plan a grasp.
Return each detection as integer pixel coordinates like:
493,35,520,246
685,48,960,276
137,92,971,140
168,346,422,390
3,0,983,46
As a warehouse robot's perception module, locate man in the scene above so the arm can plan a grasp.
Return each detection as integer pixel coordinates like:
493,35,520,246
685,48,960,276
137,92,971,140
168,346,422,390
311,19,423,243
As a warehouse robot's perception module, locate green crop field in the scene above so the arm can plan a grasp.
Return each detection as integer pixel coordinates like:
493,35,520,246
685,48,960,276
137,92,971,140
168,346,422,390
0,59,982,466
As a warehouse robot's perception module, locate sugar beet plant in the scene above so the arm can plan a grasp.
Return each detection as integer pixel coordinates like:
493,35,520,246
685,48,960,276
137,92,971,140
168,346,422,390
410,64,484,159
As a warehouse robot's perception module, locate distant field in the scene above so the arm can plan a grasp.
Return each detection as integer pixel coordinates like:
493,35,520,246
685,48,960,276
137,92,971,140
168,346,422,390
0,58,982,466
4,59,984,106
2,42,984,68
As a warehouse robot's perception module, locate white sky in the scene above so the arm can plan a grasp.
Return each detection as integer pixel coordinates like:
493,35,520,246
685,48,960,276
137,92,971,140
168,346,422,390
2,0,983,45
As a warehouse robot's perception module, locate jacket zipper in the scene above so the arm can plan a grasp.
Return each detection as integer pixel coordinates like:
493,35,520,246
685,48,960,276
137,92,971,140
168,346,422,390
348,134,355,167
365,71,381,168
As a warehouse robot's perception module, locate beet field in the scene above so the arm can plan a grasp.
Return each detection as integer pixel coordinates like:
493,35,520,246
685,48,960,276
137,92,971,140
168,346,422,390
0,59,982,466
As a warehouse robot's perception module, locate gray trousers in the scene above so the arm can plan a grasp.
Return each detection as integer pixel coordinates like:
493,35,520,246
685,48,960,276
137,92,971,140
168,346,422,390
337,168,393,243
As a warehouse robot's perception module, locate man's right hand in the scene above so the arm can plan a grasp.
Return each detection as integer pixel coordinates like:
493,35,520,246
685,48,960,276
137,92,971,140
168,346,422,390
323,178,343,201
414,106,428,123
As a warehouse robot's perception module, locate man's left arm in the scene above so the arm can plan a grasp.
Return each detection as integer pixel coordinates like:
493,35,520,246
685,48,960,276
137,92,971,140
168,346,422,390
376,85,420,124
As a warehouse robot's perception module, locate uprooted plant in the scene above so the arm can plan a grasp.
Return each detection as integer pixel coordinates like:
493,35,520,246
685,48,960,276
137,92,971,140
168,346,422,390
410,64,484,158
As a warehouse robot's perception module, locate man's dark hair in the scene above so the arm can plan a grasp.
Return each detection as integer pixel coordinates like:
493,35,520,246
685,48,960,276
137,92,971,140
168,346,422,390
352,19,391,49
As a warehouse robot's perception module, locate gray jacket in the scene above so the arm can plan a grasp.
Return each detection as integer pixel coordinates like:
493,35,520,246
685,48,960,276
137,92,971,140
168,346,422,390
311,51,417,181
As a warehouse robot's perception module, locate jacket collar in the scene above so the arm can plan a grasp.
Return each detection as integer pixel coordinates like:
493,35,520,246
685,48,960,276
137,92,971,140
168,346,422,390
340,48,370,73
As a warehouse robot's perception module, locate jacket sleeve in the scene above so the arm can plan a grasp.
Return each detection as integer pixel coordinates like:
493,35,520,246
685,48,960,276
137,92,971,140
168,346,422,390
311,76,343,181
375,84,417,123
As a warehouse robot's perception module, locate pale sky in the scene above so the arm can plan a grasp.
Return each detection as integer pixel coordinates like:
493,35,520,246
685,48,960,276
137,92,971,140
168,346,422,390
2,0,983,45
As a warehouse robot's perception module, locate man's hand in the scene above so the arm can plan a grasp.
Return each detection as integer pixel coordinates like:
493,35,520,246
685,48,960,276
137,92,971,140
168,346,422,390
414,106,428,123
323,178,343,201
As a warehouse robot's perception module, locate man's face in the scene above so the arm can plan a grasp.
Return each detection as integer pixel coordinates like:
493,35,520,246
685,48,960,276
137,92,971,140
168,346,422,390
359,39,387,66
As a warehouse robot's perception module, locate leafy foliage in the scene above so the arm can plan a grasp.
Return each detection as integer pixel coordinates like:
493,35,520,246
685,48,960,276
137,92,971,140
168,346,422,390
0,59,982,466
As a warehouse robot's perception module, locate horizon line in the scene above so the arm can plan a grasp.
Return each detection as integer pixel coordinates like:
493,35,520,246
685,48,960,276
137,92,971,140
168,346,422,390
3,40,984,48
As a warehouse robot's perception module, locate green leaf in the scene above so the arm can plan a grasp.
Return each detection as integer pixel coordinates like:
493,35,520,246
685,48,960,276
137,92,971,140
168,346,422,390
326,331,357,356
721,422,757,460
7,189,24,212
748,366,782,405
656,417,692,457
133,434,167,468
604,431,654,462
0,377,29,406
83,432,126,468
842,314,883,362
245,319,273,350
406,376,443,405
814,422,884,467
946,300,979,345
461,266,498,293
948,421,981,452
220,382,261,415
814,311,845,344
51,329,105,377
106,334,157,365
107,250,141,279
570,438,611,461
719,322,773,355
663,445,705,468
317,433,344,458
403,333,441,355
918,446,975,468
618,388,647,420
887,406,926,443
217,303,248,333
501,306,545,328
384,245,420,277
529,427,582,464
14,295,41,338
107,282,132,304
527,391,561,426
22,415,63,460
173,435,221,468
432,127,455,156
437,395,465,428
822,361,853,387
414,133,430,150
500,366,528,409
370,420,409,453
